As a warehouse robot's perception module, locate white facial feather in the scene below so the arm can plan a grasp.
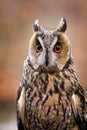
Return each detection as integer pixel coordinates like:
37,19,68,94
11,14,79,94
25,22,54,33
29,25,72,71
51,36,58,48
38,51,46,65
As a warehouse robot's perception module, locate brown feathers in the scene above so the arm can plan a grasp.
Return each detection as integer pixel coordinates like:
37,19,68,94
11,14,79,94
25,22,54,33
16,18,87,130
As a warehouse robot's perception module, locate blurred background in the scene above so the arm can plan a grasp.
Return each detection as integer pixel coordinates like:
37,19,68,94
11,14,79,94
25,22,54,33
0,0,87,129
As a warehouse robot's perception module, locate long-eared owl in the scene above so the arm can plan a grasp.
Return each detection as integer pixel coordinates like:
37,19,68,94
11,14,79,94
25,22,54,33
16,18,87,130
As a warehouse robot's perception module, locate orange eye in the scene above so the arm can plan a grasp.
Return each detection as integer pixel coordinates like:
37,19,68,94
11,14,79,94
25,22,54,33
53,45,62,53
36,43,43,53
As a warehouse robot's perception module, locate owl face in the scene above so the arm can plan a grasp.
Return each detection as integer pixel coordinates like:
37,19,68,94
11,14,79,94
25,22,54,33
29,18,71,72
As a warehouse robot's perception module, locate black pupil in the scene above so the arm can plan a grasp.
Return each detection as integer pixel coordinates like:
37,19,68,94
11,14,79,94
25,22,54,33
37,44,42,50
56,46,61,51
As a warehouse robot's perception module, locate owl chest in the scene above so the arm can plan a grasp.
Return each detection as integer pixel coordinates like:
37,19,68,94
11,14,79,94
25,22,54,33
25,73,75,129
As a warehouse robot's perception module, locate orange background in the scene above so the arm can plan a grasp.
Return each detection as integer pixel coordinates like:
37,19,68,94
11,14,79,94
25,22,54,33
0,0,87,128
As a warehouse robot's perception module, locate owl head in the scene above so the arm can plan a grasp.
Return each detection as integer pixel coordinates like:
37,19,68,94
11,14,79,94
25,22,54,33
29,18,72,73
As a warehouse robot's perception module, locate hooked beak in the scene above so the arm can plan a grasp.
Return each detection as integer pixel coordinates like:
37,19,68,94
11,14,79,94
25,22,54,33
45,50,49,66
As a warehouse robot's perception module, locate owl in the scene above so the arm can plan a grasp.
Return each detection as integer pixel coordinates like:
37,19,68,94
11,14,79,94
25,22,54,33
16,18,87,130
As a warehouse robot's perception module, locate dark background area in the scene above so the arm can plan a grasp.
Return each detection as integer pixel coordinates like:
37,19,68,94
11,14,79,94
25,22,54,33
0,0,87,129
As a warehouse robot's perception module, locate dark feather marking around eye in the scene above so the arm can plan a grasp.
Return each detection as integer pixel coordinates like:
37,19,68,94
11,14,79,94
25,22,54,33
35,39,43,52
36,38,40,44
56,35,62,46
53,35,62,53
57,35,61,43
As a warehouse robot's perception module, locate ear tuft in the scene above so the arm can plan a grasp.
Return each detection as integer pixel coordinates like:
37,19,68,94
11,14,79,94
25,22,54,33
57,17,67,32
33,19,39,32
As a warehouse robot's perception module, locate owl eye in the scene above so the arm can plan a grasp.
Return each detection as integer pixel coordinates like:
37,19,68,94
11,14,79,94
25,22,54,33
53,44,62,53
36,41,43,53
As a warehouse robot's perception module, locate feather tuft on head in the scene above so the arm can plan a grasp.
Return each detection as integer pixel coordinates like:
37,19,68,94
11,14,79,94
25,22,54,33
57,17,67,32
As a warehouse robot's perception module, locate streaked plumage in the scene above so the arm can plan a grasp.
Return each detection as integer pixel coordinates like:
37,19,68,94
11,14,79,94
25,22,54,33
16,18,87,130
